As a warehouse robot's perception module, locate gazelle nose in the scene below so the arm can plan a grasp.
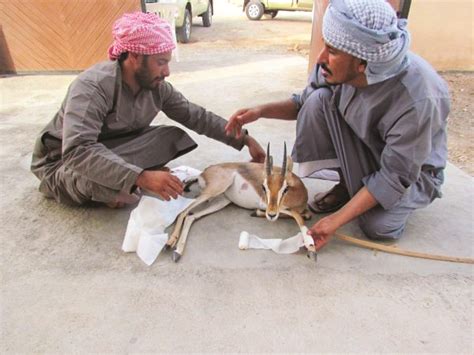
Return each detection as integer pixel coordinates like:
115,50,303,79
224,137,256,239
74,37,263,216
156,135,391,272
266,212,278,221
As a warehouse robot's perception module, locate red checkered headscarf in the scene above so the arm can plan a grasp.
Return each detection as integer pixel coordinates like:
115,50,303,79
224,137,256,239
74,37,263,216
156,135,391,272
108,12,176,60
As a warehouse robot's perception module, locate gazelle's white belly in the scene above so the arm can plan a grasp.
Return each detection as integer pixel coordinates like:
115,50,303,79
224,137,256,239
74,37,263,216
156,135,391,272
224,172,266,210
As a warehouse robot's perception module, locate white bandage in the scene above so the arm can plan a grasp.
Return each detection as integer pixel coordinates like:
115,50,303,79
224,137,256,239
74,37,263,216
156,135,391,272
238,230,307,254
239,231,250,250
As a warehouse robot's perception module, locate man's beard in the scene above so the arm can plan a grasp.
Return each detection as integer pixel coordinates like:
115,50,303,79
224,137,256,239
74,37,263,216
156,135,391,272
320,63,339,86
135,59,164,90
320,63,333,76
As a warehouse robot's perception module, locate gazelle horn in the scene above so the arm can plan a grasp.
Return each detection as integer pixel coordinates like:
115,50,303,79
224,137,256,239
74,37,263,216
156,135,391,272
281,142,287,176
265,142,273,176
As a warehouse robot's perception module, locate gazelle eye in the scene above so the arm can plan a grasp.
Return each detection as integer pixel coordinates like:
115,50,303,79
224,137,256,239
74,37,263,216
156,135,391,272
262,184,266,192
283,186,289,194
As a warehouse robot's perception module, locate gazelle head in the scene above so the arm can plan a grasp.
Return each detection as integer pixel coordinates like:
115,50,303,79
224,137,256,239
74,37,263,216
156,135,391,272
262,142,296,221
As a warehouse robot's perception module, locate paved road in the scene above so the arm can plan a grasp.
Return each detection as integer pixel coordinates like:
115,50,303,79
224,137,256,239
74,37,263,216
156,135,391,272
0,2,473,353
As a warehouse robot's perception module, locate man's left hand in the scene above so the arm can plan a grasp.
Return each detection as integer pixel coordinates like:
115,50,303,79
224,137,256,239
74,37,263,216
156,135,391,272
244,135,266,163
307,214,341,251
307,186,378,250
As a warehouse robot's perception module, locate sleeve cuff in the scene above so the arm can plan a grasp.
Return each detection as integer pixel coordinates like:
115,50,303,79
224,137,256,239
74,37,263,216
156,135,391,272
123,165,143,193
235,129,249,151
362,172,406,210
291,94,303,111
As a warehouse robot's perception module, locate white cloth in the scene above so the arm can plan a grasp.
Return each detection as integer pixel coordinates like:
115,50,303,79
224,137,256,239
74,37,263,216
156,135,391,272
122,166,200,265
238,230,314,254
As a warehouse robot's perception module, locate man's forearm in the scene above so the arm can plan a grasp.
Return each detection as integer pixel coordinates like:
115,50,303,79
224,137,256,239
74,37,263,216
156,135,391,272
307,186,379,249
331,186,378,227
62,142,143,193
257,99,298,121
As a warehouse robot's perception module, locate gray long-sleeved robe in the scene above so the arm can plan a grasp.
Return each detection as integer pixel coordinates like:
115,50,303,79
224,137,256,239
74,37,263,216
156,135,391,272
31,61,246,205
290,53,450,239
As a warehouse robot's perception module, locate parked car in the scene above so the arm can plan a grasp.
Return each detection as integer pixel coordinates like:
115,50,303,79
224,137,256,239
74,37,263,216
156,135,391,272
144,0,213,43
243,0,312,21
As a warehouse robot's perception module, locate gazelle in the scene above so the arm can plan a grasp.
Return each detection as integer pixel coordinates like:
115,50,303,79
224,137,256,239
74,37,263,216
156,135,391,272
167,143,317,262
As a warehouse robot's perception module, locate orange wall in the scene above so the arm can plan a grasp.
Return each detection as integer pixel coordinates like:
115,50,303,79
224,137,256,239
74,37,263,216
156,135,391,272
0,0,141,73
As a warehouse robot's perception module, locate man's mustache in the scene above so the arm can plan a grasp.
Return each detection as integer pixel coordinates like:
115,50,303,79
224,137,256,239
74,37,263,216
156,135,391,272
320,63,332,75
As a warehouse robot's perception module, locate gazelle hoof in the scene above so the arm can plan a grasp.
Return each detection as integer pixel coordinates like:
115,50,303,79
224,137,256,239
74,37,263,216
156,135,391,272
307,251,318,263
172,251,182,262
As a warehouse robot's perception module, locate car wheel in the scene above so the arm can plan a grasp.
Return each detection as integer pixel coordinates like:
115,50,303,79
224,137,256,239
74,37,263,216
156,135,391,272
177,9,192,43
202,2,212,27
270,10,278,18
245,1,264,21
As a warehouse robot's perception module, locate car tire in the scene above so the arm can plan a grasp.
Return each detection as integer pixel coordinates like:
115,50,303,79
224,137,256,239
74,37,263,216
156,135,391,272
202,2,212,27
177,8,192,43
245,1,264,21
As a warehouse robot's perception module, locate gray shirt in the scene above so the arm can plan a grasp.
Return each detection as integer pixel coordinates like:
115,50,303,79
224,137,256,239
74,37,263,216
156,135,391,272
292,53,450,209
36,60,246,194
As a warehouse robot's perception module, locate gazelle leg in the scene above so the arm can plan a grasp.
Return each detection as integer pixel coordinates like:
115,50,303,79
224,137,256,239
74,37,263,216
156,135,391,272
280,209,317,262
252,209,310,220
167,194,213,248
168,173,235,249
251,209,294,219
172,196,231,262
302,209,312,220
166,175,234,252
251,209,266,217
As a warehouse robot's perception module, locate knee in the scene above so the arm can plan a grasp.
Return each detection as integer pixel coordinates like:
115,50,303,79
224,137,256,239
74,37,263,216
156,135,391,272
358,211,407,241
313,87,333,102
299,88,332,117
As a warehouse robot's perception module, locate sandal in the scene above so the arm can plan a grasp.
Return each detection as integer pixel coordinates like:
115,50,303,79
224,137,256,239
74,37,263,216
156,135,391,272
308,183,350,214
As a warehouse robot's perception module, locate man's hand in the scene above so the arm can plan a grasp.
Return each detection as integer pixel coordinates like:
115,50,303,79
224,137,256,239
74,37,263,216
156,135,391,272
225,100,298,138
244,135,266,163
136,170,184,201
307,186,379,250
307,214,341,251
225,107,261,138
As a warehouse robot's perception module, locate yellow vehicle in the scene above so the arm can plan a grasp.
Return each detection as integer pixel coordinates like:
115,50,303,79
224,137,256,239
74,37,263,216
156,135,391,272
144,0,213,43
243,0,312,21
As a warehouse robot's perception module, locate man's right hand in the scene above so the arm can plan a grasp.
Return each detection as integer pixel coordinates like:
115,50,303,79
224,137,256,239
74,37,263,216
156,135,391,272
136,170,184,201
225,107,261,138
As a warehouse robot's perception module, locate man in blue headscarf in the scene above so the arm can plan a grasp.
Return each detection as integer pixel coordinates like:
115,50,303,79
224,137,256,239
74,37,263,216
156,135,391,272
225,0,450,250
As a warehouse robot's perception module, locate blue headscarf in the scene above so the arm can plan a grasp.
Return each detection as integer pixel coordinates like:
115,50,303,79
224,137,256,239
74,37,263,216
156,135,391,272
322,0,411,85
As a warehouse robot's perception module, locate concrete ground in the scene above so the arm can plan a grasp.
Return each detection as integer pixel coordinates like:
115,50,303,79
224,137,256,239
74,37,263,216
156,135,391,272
1,3,473,353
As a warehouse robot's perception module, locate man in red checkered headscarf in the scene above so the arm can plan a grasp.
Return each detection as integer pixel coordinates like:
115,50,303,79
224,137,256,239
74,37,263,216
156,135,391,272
31,11,265,208
108,12,176,61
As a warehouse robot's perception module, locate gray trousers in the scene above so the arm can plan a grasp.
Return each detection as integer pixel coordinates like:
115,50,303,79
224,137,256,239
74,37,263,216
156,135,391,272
31,125,197,206
291,88,439,240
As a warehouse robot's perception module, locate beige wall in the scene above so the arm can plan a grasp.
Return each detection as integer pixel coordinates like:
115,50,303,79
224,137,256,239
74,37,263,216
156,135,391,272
309,0,474,71
409,0,473,71
308,0,329,73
